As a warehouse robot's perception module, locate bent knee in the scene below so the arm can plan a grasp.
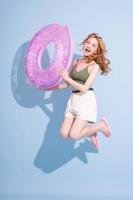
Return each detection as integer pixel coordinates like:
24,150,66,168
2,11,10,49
69,132,81,140
60,130,69,139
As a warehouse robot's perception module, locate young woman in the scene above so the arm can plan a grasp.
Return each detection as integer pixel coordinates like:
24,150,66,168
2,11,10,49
48,33,112,149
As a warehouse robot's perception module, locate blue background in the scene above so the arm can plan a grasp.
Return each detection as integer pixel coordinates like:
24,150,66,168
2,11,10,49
0,0,133,199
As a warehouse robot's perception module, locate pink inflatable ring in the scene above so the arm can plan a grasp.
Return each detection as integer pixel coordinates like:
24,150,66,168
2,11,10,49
25,24,73,89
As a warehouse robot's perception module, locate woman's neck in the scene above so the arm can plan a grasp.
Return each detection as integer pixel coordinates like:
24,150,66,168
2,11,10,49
82,56,94,64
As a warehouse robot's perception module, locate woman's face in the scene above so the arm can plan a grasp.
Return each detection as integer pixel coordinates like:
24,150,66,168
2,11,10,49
83,37,98,57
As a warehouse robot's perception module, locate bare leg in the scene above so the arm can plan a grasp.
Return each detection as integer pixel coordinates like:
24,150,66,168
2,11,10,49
79,118,112,139
60,117,74,139
69,118,89,140
86,123,100,149
69,118,111,140
90,133,100,149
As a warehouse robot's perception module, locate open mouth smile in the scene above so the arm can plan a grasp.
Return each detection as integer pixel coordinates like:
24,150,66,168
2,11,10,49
84,48,91,53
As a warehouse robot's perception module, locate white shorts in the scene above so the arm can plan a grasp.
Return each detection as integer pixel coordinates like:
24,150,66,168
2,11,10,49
65,90,97,123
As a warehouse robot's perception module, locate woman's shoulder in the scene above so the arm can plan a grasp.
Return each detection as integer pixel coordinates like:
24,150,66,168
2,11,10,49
72,60,79,66
91,61,100,68
68,60,78,74
89,61,101,73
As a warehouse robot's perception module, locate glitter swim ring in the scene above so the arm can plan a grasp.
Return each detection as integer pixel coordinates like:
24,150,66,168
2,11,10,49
25,24,73,89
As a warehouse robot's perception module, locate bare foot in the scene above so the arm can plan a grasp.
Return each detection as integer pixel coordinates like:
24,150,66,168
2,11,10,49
100,118,112,137
90,133,100,149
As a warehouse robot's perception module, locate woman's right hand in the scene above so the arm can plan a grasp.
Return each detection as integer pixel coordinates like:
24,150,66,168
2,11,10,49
46,82,69,91
46,85,59,91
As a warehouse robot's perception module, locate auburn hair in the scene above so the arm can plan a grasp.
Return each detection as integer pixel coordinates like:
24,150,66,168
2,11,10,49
81,33,111,75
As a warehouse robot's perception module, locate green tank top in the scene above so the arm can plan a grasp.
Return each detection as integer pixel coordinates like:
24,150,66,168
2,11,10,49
71,65,90,84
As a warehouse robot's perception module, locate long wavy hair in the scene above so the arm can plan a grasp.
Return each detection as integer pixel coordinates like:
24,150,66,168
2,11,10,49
81,33,111,75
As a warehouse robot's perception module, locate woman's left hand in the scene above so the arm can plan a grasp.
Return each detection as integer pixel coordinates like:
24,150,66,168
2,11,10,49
57,67,69,81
